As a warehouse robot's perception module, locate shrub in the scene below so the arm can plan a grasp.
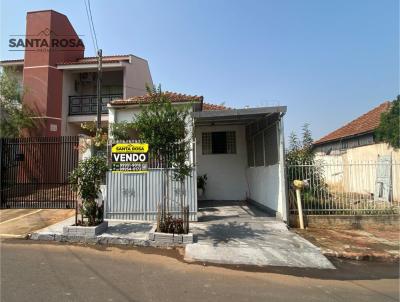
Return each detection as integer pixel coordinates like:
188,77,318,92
69,156,109,226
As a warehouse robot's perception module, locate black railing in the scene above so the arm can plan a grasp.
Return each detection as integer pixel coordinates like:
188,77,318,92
69,94,123,115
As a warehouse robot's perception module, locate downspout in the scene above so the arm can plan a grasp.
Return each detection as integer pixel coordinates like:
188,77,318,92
278,112,289,223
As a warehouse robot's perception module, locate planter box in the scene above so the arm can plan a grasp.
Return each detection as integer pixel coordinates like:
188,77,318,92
63,221,108,237
148,226,193,244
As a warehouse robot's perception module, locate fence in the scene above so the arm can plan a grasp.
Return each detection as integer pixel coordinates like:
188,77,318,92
0,136,79,209
287,159,400,215
105,140,197,221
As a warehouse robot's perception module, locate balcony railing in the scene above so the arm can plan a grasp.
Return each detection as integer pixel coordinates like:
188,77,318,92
69,94,123,116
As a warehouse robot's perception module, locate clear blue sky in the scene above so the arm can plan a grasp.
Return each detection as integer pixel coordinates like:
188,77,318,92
1,0,398,140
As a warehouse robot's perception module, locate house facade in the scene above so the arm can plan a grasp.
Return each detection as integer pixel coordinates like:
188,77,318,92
0,10,152,137
1,9,289,223
107,94,288,222
313,101,399,202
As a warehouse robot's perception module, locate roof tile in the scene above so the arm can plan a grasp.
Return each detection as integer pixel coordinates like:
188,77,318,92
314,101,392,145
109,91,203,105
202,103,229,111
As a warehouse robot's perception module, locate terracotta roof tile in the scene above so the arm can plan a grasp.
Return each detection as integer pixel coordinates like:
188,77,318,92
314,101,392,145
0,59,24,65
1,55,133,66
57,55,131,65
202,103,229,111
109,91,203,105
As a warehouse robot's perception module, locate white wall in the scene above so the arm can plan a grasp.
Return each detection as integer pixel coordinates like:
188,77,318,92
246,165,280,211
123,57,153,98
245,118,287,221
195,124,248,200
61,70,75,135
315,143,400,201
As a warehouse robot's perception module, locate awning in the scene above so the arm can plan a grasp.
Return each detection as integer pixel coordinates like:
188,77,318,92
192,106,287,126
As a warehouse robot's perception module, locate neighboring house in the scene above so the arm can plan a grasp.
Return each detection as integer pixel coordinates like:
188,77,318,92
0,10,152,137
313,101,399,202
108,93,288,221
313,101,396,159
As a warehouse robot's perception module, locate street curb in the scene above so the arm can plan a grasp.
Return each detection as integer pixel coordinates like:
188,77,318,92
28,232,189,248
322,249,399,262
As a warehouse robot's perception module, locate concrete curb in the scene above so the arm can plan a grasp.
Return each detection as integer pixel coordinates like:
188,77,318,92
29,231,188,248
322,249,400,262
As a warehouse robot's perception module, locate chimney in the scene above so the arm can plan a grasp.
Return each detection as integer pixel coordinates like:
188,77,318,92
22,10,84,136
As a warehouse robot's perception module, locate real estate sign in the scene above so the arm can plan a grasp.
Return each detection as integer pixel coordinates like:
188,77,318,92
111,143,149,173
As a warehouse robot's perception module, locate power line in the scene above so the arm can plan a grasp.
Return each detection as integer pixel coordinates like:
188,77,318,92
87,0,99,51
83,0,97,53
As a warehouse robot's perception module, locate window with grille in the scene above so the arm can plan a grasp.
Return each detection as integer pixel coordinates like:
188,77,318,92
202,131,236,154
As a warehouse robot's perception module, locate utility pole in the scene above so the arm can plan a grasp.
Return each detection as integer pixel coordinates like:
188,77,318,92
96,49,103,131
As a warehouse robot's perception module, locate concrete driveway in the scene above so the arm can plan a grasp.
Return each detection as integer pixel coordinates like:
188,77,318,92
0,209,75,238
185,201,334,269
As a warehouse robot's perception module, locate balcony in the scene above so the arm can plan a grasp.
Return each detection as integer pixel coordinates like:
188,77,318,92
69,94,122,116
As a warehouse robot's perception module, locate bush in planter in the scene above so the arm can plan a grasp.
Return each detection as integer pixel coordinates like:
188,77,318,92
69,156,109,226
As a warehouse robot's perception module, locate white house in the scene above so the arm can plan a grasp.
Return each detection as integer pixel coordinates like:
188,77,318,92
107,92,288,222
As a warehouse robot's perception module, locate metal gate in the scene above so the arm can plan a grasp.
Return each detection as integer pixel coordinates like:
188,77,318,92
0,136,79,209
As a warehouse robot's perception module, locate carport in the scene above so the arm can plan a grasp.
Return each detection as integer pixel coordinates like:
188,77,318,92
192,106,288,222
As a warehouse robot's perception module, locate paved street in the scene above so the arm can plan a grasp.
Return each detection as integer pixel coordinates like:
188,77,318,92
1,239,398,302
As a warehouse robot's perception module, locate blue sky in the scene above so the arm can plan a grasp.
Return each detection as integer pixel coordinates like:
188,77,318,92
0,0,398,140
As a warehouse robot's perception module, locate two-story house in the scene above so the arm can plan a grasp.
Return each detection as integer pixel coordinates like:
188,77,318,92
0,10,152,137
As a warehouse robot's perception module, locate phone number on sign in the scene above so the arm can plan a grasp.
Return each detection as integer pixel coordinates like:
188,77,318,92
113,163,148,171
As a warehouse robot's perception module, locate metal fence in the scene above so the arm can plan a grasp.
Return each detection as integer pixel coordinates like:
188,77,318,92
0,136,79,209
105,169,197,221
287,159,400,215
105,139,197,221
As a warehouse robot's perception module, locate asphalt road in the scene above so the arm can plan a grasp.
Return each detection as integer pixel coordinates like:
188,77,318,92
1,240,399,302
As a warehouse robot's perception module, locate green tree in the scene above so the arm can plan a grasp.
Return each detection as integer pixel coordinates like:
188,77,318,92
69,156,109,226
286,123,314,164
0,68,34,137
109,121,136,140
375,96,400,149
134,85,192,233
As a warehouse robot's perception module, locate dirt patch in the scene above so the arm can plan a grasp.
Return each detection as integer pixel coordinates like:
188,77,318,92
294,227,399,262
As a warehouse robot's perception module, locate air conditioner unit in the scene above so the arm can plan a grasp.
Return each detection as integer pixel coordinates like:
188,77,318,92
80,72,96,83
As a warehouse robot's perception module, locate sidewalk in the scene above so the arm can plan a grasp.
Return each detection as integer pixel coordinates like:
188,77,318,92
0,209,75,238
30,217,155,245
294,227,399,262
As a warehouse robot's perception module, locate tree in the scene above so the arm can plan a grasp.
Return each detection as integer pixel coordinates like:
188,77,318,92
134,85,192,233
286,123,314,164
375,96,400,149
69,156,109,226
0,68,34,137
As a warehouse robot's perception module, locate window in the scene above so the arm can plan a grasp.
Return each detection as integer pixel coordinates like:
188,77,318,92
202,131,236,154
246,122,279,167
254,132,264,166
264,126,278,165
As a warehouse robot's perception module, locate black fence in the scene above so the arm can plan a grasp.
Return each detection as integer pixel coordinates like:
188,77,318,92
0,136,79,209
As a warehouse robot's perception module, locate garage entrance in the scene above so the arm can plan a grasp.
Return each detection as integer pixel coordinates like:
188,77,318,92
0,136,79,209
193,106,288,221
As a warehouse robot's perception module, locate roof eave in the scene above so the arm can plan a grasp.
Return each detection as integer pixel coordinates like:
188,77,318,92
313,130,375,146
57,62,124,70
192,106,287,119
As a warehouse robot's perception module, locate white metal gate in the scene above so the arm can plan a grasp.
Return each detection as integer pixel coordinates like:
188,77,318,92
105,168,197,221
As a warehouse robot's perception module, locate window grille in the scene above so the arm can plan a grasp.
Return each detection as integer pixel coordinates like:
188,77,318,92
202,131,236,154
